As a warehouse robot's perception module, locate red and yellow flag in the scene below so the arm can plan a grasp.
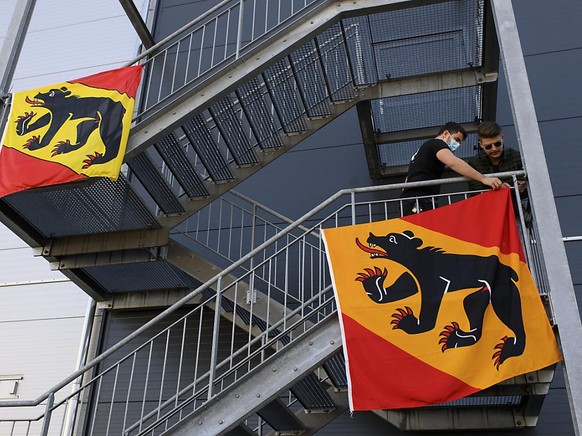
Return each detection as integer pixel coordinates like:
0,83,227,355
0,65,142,197
322,189,561,411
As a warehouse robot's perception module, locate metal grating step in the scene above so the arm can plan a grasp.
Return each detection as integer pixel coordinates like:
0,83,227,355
236,77,284,150
342,16,379,86
291,373,336,413
263,59,308,135
127,152,185,215
3,175,160,237
289,41,332,119
209,94,259,166
155,132,210,199
322,353,348,391
315,23,355,102
182,114,235,183
256,398,305,435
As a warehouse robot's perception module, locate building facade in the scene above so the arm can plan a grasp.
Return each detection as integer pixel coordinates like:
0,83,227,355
0,0,580,435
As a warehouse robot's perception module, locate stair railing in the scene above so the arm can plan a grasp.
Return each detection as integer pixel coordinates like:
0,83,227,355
0,172,542,436
130,0,326,122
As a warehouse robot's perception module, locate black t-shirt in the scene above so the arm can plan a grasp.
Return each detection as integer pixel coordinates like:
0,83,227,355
402,138,449,197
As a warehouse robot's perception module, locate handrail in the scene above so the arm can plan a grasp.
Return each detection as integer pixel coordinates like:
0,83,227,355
129,0,326,119
0,170,525,411
124,0,236,67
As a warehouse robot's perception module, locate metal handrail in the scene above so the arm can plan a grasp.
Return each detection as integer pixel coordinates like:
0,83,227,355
0,171,539,435
130,0,325,121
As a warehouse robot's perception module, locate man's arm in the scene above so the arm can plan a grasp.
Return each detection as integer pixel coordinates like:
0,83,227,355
436,148,503,189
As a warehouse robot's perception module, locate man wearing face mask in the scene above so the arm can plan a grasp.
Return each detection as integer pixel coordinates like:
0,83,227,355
401,121,503,216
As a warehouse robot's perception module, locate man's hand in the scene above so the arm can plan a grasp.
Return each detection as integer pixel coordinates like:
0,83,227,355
482,176,504,190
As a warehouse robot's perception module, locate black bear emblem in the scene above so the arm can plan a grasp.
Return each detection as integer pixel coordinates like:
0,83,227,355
355,230,526,368
14,86,126,169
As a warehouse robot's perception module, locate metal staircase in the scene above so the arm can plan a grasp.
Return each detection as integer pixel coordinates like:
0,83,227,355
0,1,563,435
0,0,497,301
0,179,557,435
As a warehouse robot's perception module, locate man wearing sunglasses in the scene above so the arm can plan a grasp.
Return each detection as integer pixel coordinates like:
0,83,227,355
468,121,531,225
468,121,527,194
401,121,504,216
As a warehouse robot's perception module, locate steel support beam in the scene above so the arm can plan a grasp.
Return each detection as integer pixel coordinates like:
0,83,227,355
375,122,479,145
491,1,582,435
117,0,155,49
49,248,158,270
164,239,292,328
38,228,169,258
0,0,36,100
480,0,500,122
0,1,40,247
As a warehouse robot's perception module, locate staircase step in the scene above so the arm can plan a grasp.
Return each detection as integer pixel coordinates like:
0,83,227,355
236,77,284,150
322,353,348,391
209,94,259,166
289,41,331,119
154,132,210,199
182,114,235,182
127,151,185,215
263,59,308,135
315,23,355,102
291,373,336,413
257,398,305,435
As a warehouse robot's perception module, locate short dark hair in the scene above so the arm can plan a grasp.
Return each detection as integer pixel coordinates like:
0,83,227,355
437,121,467,140
477,121,502,139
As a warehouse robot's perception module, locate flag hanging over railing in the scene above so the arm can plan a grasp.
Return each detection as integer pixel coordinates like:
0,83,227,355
0,65,142,198
322,189,561,411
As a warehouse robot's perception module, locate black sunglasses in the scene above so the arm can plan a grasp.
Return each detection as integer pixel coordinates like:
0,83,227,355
482,141,503,150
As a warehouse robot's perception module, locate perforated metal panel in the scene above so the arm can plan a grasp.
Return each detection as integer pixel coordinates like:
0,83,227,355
81,260,201,293
3,176,160,238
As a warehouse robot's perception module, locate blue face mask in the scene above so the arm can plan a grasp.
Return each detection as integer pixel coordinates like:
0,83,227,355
448,138,460,152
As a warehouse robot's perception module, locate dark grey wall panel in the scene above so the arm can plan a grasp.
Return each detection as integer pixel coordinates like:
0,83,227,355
555,195,582,238
539,118,582,198
565,242,582,284
513,0,582,55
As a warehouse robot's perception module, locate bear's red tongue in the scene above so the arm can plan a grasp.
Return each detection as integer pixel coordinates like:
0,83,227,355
355,238,386,256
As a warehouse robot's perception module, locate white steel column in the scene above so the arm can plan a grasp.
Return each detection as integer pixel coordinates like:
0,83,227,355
0,0,37,98
491,1,582,435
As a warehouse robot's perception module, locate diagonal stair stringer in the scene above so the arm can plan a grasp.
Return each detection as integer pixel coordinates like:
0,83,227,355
163,316,342,436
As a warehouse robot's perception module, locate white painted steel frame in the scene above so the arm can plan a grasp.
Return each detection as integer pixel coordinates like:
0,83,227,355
490,2,582,435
